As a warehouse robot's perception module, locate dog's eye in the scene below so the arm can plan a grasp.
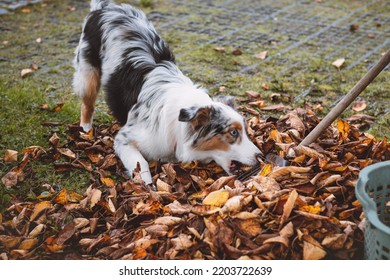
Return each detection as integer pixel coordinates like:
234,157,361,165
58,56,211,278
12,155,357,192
230,129,238,137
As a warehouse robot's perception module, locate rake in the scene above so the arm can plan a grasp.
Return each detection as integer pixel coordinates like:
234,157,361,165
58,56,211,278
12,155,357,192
238,48,390,181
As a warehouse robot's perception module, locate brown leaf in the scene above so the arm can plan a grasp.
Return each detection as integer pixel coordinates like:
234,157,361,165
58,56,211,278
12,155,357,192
269,166,311,179
261,103,291,111
352,100,367,112
263,236,289,247
28,224,45,238
156,179,172,192
90,189,102,209
49,133,60,147
57,148,76,159
0,235,22,249
280,189,298,225
191,205,221,216
18,238,38,250
220,195,243,214
245,90,260,98
232,48,242,55
145,224,168,237
303,241,326,260
99,154,118,169
56,222,76,245
4,150,18,163
166,200,191,215
30,201,52,221
235,218,262,237
209,175,236,191
74,218,90,229
171,234,194,250
154,216,183,226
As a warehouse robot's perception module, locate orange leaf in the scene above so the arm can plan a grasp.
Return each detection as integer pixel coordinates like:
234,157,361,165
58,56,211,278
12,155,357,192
337,119,350,140
53,189,68,205
30,201,52,221
101,177,116,188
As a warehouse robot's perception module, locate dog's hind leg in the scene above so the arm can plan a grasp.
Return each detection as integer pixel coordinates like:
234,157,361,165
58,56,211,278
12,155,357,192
114,125,153,185
73,63,101,132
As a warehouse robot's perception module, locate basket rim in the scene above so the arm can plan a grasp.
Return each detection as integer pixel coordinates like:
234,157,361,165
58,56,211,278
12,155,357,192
355,160,390,235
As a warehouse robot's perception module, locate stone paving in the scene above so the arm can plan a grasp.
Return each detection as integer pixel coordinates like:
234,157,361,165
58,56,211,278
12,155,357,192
0,0,41,15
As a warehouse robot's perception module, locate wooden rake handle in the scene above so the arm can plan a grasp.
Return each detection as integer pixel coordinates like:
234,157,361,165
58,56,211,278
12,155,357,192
299,48,390,147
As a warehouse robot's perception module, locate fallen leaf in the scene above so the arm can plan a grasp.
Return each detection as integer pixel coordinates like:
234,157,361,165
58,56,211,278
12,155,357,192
101,177,116,188
90,189,102,209
145,225,168,237
4,150,18,163
352,100,367,112
20,68,33,77
166,201,191,215
28,224,45,238
281,189,298,225
154,216,182,226
264,236,289,247
202,189,229,207
191,205,221,216
171,234,194,250
303,241,326,260
255,50,267,60
214,47,225,53
332,58,345,69
56,222,76,245
57,148,76,159
221,195,243,214
0,235,22,249
232,48,242,55
18,238,38,250
30,201,52,221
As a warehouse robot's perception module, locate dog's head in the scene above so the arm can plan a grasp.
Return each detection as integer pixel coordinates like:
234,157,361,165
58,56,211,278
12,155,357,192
178,96,262,175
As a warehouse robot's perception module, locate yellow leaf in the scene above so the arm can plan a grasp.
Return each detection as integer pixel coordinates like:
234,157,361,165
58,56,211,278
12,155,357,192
30,201,52,221
337,119,350,140
259,163,272,176
203,189,229,207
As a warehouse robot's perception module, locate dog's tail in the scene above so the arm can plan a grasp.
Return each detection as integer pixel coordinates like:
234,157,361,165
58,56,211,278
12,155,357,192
90,0,112,11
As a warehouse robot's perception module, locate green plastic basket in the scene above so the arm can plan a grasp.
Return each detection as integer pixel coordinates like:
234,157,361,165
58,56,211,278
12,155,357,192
355,160,390,260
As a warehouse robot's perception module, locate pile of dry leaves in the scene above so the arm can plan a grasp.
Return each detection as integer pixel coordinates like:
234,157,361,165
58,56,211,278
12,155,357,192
1,97,389,260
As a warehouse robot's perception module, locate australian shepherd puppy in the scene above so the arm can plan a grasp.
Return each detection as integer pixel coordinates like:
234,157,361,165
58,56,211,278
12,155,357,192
73,0,262,186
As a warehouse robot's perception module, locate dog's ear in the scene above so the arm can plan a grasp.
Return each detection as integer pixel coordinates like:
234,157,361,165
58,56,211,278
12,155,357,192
179,106,211,130
212,95,236,108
